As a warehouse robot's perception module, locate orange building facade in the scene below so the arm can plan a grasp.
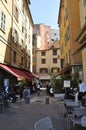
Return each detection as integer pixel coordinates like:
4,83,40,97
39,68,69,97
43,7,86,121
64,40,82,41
58,0,82,79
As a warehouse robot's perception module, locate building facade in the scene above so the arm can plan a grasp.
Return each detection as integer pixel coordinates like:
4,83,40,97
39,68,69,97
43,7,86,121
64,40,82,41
50,29,59,44
58,0,82,79
75,0,86,82
0,0,33,71
33,23,52,50
36,41,61,83
0,0,35,88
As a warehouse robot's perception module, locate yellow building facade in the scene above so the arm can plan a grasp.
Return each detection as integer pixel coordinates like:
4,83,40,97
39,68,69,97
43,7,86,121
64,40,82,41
58,0,82,67
76,0,86,82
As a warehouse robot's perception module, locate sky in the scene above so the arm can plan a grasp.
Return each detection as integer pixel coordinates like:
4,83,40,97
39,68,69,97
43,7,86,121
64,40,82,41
30,0,60,29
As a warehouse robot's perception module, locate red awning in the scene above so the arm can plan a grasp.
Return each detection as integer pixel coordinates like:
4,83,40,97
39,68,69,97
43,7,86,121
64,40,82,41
0,64,31,81
23,70,34,78
22,69,39,79
31,73,39,78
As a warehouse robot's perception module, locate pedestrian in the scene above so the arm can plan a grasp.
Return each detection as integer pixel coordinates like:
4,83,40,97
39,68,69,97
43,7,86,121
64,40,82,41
37,83,40,96
23,86,30,104
78,79,86,100
49,87,54,96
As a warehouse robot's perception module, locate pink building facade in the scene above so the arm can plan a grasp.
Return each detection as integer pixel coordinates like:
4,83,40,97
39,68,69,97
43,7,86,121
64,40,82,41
33,23,52,50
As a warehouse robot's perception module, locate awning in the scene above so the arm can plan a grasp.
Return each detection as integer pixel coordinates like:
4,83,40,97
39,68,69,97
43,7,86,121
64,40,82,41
20,69,39,79
73,42,86,55
0,64,31,81
31,73,39,79
55,64,82,77
55,66,71,77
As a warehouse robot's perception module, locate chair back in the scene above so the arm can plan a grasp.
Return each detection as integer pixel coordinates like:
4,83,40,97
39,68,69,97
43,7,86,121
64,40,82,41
35,116,54,130
81,116,86,127
73,108,86,117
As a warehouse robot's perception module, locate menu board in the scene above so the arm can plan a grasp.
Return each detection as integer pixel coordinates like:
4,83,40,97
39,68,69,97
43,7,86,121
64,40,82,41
64,80,70,88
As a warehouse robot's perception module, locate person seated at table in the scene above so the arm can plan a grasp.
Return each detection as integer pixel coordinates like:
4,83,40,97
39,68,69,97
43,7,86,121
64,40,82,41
64,90,75,100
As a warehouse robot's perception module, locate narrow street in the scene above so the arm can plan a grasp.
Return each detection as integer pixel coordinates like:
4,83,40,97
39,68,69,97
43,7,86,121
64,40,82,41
0,92,67,130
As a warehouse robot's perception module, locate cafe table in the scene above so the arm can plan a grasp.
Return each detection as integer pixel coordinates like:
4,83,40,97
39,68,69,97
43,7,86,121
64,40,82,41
71,125,86,130
65,101,79,130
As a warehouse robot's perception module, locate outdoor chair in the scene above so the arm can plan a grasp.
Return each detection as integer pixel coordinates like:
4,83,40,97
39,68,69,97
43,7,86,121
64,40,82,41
81,116,86,127
68,107,86,129
34,116,54,130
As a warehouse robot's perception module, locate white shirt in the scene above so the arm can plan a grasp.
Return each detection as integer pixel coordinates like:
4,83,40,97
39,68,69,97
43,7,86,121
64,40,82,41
50,88,54,93
75,92,78,102
79,83,86,93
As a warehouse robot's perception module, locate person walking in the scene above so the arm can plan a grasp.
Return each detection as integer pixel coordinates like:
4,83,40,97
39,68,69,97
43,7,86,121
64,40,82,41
37,83,40,96
23,86,30,104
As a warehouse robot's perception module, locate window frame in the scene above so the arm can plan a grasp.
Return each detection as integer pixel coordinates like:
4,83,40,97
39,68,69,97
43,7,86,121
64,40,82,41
53,58,57,63
0,11,6,32
41,59,46,64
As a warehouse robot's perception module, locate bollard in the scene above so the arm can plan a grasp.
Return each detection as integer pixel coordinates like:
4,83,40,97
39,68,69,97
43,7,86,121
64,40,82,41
45,96,49,104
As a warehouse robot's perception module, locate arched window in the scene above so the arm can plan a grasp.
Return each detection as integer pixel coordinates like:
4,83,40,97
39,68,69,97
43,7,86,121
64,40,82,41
40,68,48,73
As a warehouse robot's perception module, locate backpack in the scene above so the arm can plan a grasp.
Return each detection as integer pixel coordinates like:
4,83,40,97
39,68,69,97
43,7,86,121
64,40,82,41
23,89,29,98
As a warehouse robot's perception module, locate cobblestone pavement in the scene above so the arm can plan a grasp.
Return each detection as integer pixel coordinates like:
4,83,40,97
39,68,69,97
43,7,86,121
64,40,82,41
0,92,67,130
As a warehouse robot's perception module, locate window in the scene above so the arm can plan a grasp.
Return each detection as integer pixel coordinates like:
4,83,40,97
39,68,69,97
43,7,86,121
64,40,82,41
85,16,86,24
51,68,59,73
52,39,54,41
41,59,46,64
14,5,19,22
22,21,24,32
21,39,24,51
83,0,86,6
54,33,56,35
40,68,48,73
64,26,70,45
0,11,6,32
22,3,24,14
5,0,7,3
41,51,45,56
28,34,30,43
13,51,16,62
21,57,23,65
65,7,68,20
53,49,57,55
25,30,27,39
53,58,57,63
13,29,19,44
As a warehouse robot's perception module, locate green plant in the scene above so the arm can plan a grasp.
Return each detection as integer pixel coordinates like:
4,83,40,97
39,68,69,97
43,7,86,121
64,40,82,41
17,77,27,94
49,72,63,93
54,79,63,93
